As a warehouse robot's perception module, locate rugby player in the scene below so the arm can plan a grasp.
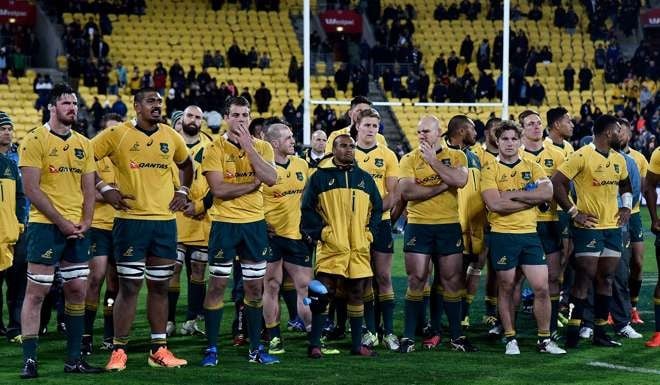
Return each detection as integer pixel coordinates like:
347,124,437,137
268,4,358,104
643,146,660,347
324,96,387,154
552,115,632,348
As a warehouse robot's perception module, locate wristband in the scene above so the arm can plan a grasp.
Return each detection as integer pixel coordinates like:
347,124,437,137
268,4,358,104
621,192,633,210
99,185,116,194
568,205,578,218
95,181,105,188
176,189,189,196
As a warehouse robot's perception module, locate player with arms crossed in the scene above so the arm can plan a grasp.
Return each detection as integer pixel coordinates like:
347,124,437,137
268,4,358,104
481,120,565,355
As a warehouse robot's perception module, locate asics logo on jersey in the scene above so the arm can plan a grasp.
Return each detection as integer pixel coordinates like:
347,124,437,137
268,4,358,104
456,239,462,247
328,178,335,186
63,144,69,151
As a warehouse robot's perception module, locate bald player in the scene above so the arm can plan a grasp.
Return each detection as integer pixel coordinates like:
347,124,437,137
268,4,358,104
398,116,476,353
261,122,313,355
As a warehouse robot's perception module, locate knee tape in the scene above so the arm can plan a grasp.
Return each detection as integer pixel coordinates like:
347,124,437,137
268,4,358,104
145,264,176,281
27,271,54,286
176,246,186,265
116,261,146,280
241,261,267,281
209,261,233,279
60,264,90,282
191,249,209,263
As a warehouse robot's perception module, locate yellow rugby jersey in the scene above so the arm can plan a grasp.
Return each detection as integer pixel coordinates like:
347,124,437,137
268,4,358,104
625,148,648,213
325,126,387,154
92,121,189,220
470,143,498,168
399,146,467,224
557,145,629,229
19,125,96,224
454,145,486,254
649,147,660,175
0,155,24,252
481,157,547,233
263,156,308,239
92,157,117,230
355,144,399,220
201,135,275,223
177,134,213,245
544,137,574,160
520,144,565,221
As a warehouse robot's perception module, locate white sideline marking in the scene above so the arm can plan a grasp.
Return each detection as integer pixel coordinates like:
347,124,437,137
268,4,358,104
587,361,660,375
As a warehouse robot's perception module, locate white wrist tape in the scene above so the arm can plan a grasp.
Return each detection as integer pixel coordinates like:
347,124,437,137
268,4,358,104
99,185,116,194
621,192,633,210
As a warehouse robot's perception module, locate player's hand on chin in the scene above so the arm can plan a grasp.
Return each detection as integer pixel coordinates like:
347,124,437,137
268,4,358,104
169,191,189,211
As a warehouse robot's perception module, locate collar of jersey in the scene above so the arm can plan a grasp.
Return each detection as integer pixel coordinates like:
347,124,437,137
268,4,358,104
357,143,378,154
498,157,521,168
44,123,72,141
276,158,291,168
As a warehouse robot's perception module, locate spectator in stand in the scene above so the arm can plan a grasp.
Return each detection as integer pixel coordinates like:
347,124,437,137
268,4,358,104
186,65,197,86
477,70,495,100
565,5,579,34
282,99,296,124
258,52,270,69
528,5,542,21
111,94,127,118
539,45,552,63
239,87,252,106
529,79,546,107
247,47,258,69
434,3,447,21
202,50,213,69
213,50,225,68
254,82,272,114
606,41,621,64
447,3,459,20
321,80,336,99
288,55,298,83
460,35,474,64
578,63,593,92
419,68,430,102
434,53,447,78
553,3,566,28
169,58,185,85
447,50,459,77
92,36,110,59
153,62,167,95
227,39,241,67
493,30,503,68
431,79,449,102
477,39,490,71
525,46,539,76
334,63,350,93
115,61,127,87
580,99,593,120
465,0,480,20
640,85,653,110
563,63,575,91
140,69,153,88
595,43,606,69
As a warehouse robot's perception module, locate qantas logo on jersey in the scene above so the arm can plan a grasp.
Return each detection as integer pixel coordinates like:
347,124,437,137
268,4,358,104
129,160,168,170
48,165,83,174
272,188,304,198
224,171,255,179
415,174,441,184
591,179,619,186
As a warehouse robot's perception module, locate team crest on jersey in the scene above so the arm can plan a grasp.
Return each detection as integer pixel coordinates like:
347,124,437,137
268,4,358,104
375,158,384,167
74,148,85,159
296,171,304,181
160,143,169,154
522,171,531,180
614,164,620,173
544,159,554,167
